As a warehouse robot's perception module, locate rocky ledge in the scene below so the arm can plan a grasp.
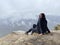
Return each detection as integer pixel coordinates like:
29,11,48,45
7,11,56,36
0,30,60,45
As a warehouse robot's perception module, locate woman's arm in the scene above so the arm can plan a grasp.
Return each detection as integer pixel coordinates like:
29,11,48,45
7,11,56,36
37,19,40,28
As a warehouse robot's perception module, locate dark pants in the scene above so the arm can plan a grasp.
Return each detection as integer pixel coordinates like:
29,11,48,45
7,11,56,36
26,28,39,35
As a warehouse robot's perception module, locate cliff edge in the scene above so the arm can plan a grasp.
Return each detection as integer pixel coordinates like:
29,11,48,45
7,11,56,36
0,30,60,45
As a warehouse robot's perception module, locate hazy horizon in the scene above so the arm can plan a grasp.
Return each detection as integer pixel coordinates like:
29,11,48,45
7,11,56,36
0,0,60,19
0,0,60,37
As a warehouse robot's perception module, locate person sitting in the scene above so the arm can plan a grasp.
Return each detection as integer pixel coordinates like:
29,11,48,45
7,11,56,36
25,24,38,35
37,13,51,35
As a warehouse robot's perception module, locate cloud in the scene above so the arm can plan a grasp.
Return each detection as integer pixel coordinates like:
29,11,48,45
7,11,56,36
0,0,60,19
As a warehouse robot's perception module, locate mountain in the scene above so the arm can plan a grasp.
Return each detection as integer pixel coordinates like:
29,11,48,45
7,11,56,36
0,15,60,37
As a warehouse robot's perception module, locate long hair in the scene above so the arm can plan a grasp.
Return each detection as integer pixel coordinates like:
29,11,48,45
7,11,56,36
40,13,46,20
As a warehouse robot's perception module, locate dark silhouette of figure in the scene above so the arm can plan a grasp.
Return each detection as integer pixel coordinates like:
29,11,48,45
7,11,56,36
37,13,51,35
25,24,38,35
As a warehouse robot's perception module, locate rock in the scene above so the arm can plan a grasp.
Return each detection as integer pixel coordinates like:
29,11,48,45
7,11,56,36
0,30,60,45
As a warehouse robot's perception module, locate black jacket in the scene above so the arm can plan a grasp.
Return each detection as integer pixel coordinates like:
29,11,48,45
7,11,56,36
37,18,50,34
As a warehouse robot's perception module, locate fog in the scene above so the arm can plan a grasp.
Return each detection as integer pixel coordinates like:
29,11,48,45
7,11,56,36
0,0,60,37
0,0,60,19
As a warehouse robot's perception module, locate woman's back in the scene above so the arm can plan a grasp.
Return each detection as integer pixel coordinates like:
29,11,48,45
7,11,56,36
37,13,51,34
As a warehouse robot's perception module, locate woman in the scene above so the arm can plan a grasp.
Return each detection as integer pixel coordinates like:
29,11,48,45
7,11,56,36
37,13,51,35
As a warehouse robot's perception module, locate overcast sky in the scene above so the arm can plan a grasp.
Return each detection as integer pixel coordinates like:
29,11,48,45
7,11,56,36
0,0,60,19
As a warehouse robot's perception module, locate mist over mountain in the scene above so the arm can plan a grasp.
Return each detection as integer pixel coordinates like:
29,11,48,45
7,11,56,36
0,15,60,37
